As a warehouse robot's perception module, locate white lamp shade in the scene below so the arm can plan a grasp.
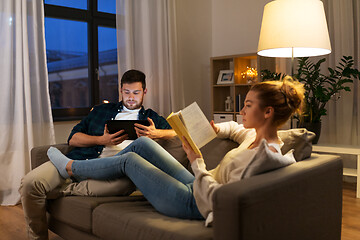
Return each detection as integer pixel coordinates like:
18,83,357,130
257,0,331,58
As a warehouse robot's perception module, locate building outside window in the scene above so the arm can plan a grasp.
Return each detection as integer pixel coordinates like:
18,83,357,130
44,0,118,120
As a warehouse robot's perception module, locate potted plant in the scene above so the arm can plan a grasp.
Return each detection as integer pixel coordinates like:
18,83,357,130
261,56,360,143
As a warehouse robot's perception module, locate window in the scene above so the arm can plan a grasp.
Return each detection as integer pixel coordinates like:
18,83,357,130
98,26,119,103
44,0,87,10
44,0,118,120
98,0,116,14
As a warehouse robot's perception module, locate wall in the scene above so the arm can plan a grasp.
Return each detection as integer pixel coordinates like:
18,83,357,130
212,0,271,57
54,120,78,144
175,0,212,118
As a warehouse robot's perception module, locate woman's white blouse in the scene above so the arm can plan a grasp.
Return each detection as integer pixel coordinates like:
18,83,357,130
191,121,296,226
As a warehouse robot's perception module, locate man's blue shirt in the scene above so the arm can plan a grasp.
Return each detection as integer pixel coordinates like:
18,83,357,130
66,102,171,160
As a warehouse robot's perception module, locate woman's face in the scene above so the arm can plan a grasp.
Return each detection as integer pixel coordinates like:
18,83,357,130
240,90,266,128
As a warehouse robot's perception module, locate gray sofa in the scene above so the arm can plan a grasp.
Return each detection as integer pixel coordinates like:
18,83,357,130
30,129,343,240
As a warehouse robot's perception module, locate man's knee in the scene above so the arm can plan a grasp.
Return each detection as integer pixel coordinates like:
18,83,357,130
20,172,49,198
19,162,64,198
136,136,154,145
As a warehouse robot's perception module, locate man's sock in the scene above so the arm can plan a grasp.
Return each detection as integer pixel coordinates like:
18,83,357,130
47,147,71,179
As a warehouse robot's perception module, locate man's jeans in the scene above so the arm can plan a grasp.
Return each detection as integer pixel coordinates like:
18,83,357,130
72,137,203,219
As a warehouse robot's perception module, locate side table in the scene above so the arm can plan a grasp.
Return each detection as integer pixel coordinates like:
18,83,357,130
312,145,360,198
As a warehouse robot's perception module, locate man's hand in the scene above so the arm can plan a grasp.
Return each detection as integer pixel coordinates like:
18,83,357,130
182,136,202,164
98,124,129,146
134,118,160,139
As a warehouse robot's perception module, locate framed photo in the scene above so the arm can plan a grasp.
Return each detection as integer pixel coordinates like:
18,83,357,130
217,70,234,84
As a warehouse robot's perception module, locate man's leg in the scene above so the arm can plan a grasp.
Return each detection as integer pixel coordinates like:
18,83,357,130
19,161,68,240
62,178,136,197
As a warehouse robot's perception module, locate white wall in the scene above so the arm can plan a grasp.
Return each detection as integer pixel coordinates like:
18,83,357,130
175,0,212,118
212,0,271,57
54,120,78,144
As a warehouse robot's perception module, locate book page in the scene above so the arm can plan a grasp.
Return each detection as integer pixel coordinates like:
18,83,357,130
180,102,216,149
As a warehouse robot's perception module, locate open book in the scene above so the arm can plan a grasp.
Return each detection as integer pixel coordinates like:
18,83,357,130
166,102,217,155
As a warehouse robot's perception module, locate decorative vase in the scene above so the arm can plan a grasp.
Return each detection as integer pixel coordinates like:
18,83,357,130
225,96,233,112
298,121,321,144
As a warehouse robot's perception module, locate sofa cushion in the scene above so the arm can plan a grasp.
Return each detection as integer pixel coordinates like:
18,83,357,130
157,137,238,173
47,195,146,233
92,201,213,240
278,128,315,161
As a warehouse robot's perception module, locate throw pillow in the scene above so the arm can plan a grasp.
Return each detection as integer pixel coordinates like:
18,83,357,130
278,128,315,161
241,139,296,179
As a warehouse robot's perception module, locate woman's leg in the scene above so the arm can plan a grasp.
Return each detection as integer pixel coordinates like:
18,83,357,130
48,148,203,219
48,137,194,183
120,152,203,219
115,137,194,184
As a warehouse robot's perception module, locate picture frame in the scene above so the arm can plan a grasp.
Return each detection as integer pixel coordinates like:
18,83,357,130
217,70,234,84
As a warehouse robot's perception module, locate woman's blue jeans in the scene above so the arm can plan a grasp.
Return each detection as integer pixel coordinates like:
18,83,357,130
71,137,203,220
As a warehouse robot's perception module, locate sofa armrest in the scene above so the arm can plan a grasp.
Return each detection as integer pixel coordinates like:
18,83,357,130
212,154,343,240
31,144,74,170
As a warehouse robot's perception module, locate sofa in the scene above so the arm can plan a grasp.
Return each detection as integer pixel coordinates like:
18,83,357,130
30,129,343,240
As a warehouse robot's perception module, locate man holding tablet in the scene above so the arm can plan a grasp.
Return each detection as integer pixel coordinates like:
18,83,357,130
20,69,176,240
67,69,176,159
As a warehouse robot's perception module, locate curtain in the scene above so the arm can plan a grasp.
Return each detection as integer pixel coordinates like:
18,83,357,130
319,0,360,145
0,0,55,205
116,0,185,117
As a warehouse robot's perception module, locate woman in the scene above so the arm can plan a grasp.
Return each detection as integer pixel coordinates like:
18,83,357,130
48,76,304,226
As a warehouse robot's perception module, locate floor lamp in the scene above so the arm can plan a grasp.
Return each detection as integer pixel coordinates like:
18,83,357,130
257,0,332,128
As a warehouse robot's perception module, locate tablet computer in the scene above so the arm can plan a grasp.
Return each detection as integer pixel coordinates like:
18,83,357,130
106,120,150,140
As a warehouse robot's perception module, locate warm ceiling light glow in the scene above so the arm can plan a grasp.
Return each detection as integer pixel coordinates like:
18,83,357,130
257,0,331,58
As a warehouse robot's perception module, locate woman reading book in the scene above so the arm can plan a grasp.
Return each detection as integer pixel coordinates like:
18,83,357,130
47,76,304,226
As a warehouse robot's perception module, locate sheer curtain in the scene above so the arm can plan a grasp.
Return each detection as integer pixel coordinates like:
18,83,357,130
319,0,360,145
116,0,184,117
0,0,55,205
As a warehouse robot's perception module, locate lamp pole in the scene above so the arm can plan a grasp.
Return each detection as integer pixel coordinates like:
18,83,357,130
290,47,294,128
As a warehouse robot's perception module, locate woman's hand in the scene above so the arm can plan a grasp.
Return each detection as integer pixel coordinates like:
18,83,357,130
210,120,220,134
182,136,202,164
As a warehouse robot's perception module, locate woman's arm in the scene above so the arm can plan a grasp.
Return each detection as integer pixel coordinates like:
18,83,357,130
216,121,255,144
182,137,223,219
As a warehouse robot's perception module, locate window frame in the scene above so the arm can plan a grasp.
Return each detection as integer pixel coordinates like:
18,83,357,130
44,1,117,121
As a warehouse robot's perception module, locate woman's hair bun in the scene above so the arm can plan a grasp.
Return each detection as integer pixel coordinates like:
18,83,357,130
280,76,305,115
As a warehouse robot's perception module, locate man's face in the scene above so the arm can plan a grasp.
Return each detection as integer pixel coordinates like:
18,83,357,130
120,82,146,110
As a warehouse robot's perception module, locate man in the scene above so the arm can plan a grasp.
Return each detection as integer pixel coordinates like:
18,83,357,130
19,69,176,240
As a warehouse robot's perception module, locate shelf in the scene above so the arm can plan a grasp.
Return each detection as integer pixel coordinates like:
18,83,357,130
313,145,360,155
343,168,357,177
213,111,235,114
213,84,252,87
213,84,233,87
211,53,275,123
311,144,360,198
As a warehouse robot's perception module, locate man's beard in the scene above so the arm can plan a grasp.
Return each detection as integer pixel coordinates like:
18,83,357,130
123,98,143,110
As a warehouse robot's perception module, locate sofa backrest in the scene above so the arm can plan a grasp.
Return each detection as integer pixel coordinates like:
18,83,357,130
30,128,314,171
156,128,315,172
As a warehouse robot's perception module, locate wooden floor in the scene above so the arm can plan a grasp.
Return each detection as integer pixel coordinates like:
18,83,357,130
0,182,359,240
